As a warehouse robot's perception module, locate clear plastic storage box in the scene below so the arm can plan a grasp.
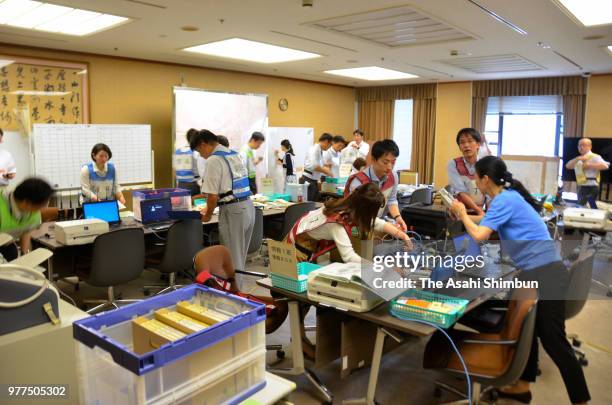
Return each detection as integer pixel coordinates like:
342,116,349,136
73,285,266,405
132,188,192,221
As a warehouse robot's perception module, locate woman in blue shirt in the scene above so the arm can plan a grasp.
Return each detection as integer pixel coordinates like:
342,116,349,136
450,156,590,405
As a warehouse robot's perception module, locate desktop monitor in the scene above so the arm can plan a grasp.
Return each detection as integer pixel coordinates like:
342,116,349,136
83,200,120,224
140,198,172,224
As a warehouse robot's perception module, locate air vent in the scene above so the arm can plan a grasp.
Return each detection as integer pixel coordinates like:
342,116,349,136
437,54,544,73
306,5,475,47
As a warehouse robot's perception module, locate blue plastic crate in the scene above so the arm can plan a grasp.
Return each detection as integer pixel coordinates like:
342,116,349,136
271,262,321,293
73,284,266,376
389,290,469,328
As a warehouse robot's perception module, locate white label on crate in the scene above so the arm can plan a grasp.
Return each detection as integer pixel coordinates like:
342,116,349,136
342,355,348,370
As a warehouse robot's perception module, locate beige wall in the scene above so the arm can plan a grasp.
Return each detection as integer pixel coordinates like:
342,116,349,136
0,44,355,188
585,74,612,138
433,82,472,187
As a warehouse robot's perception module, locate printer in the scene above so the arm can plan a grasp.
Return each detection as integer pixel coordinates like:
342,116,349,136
307,263,383,312
55,219,109,245
563,208,609,231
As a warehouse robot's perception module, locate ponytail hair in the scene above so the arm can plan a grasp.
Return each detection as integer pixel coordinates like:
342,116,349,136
280,139,295,156
475,156,541,212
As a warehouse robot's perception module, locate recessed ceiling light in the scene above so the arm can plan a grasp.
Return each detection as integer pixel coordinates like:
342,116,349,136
324,66,418,81
0,59,14,68
183,38,321,63
554,0,612,27
10,90,71,96
0,0,129,36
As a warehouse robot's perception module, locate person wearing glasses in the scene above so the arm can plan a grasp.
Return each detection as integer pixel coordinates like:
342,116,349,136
446,128,487,215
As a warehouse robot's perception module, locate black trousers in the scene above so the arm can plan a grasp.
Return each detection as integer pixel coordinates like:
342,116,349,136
248,177,257,195
577,185,598,208
299,175,319,202
519,261,590,403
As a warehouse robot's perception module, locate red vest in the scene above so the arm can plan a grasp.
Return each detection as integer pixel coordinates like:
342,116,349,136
454,157,474,179
343,170,396,197
285,209,353,263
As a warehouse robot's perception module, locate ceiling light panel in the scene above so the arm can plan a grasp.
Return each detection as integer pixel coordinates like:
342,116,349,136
553,0,612,27
183,38,321,63
324,66,418,81
0,0,129,36
437,54,544,73
308,5,474,47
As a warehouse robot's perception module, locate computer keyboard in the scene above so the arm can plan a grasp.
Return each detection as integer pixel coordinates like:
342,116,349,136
147,221,173,231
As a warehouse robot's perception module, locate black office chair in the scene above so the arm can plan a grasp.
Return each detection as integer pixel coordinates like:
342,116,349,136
143,220,204,295
565,249,595,366
280,202,318,240
78,228,145,314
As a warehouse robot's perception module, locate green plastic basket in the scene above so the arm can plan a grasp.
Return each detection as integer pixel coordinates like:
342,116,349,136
271,262,321,293
390,290,469,328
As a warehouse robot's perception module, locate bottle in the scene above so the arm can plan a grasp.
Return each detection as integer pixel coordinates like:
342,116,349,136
297,186,303,203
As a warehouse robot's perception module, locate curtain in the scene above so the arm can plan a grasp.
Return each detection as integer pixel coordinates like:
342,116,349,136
356,83,436,102
471,96,488,135
411,98,436,184
562,95,586,138
357,100,394,143
472,76,587,97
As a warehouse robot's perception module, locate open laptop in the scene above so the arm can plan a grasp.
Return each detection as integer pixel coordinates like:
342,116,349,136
83,200,121,226
140,197,173,230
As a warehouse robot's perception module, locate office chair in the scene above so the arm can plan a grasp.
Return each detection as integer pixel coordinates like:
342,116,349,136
565,249,595,366
193,245,288,358
280,202,318,240
423,288,538,404
143,219,204,295
77,228,145,314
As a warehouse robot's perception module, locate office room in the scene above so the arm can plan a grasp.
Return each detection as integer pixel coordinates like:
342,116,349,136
0,0,611,404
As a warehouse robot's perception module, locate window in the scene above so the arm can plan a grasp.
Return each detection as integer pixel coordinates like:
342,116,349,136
392,99,414,170
484,95,563,158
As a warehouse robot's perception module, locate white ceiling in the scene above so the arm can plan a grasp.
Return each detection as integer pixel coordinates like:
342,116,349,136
0,0,611,86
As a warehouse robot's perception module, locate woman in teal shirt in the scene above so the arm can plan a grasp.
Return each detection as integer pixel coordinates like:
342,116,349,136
450,156,589,405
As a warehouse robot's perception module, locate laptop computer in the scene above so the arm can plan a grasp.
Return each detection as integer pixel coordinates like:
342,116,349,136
83,200,121,226
140,198,173,230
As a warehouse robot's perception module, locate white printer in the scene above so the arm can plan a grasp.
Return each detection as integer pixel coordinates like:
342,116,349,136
563,208,609,231
55,219,109,245
307,263,383,312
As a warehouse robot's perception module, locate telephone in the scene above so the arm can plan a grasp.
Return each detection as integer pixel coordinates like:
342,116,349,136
438,188,455,208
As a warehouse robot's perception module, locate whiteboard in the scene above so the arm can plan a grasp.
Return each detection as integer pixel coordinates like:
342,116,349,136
33,124,152,190
267,127,314,193
173,87,268,187
0,130,32,190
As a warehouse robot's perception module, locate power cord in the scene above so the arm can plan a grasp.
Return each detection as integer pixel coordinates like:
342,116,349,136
410,319,473,405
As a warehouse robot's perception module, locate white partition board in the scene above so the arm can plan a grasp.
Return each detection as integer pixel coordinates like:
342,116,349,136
267,127,314,193
502,155,560,195
33,124,152,190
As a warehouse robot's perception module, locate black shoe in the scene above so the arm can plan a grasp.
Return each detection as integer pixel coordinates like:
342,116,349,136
497,389,532,403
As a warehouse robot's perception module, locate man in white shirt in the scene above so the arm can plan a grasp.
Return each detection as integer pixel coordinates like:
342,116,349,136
565,137,610,208
323,135,346,178
239,132,265,195
191,130,255,278
0,129,16,188
300,133,333,201
341,129,370,166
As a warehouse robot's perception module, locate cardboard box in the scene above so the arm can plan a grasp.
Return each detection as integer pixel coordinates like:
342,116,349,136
154,308,209,334
132,317,186,355
399,171,419,185
268,240,300,278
